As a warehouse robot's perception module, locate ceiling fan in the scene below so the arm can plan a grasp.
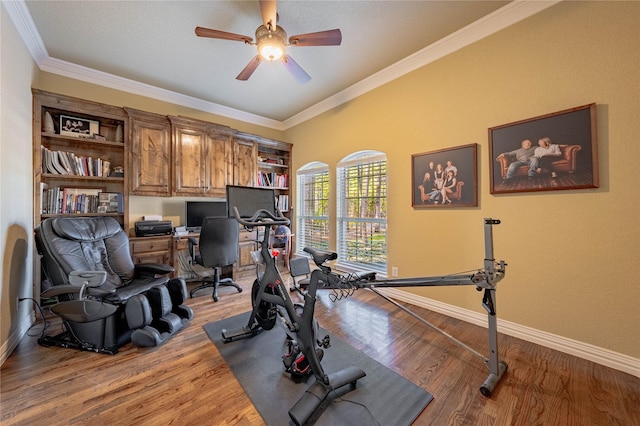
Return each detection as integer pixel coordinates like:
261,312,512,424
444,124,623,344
195,0,342,83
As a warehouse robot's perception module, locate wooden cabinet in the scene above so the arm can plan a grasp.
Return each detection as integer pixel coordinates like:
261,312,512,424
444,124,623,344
169,116,234,197
129,236,172,266
126,108,171,196
33,90,129,230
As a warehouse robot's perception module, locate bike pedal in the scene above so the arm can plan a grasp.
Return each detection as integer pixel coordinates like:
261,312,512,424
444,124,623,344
318,334,331,348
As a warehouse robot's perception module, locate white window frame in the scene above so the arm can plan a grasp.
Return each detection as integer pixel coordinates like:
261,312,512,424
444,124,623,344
336,151,387,275
295,162,330,255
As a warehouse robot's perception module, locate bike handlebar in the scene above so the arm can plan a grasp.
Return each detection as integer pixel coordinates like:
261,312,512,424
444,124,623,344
231,206,291,228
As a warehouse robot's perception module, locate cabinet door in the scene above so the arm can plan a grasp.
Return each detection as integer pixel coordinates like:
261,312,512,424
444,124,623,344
205,128,233,197
172,122,206,195
171,117,235,196
127,109,171,196
234,139,257,187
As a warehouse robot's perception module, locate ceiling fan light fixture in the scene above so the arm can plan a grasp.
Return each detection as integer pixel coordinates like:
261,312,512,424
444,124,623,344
256,25,287,61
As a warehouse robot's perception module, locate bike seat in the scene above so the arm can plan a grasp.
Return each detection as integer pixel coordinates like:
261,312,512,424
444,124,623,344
303,247,338,266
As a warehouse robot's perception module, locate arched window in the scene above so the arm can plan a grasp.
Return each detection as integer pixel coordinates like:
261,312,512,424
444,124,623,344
336,151,387,273
296,161,330,253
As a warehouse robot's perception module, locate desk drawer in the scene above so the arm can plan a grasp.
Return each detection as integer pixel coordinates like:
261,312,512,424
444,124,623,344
130,237,171,253
238,231,256,243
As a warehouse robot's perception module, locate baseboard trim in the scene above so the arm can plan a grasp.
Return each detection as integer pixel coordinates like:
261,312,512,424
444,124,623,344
377,288,640,378
0,317,33,366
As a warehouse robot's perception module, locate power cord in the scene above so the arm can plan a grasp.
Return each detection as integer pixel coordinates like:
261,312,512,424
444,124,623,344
18,297,50,338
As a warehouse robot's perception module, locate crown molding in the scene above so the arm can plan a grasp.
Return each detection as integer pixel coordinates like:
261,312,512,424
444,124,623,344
2,0,48,63
6,0,559,131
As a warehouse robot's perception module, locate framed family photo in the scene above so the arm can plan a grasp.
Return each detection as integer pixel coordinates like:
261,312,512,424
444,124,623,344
412,143,478,208
59,115,100,138
489,104,598,194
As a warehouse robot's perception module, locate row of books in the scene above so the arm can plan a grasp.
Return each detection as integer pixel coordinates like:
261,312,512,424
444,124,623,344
41,185,124,215
41,146,111,177
257,172,288,188
276,194,289,212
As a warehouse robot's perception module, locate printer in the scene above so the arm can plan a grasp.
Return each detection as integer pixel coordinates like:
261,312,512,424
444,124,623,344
135,220,173,237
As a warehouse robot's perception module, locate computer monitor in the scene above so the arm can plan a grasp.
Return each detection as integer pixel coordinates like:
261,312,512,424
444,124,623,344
185,201,227,231
226,185,276,219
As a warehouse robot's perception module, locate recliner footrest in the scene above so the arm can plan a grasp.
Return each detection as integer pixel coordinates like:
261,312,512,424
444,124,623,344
126,294,171,347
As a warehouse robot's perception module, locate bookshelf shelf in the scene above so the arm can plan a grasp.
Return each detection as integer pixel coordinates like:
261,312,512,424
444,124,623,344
256,139,291,214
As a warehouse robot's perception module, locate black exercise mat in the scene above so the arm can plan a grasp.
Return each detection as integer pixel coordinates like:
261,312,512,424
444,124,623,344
204,312,433,425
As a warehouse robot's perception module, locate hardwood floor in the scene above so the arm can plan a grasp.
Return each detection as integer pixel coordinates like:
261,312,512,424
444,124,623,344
2,273,639,425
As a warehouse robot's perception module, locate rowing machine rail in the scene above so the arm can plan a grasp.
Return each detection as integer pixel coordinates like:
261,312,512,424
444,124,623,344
319,217,508,397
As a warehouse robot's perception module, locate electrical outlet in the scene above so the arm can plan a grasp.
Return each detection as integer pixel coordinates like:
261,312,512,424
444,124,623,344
391,267,398,277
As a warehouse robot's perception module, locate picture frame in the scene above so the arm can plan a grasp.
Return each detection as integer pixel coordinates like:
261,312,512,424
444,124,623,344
489,103,598,194
59,114,99,138
412,143,478,208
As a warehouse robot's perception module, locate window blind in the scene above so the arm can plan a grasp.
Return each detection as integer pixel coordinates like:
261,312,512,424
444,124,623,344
336,152,387,273
296,163,330,254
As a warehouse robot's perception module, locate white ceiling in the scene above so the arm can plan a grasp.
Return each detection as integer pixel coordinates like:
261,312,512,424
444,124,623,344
7,1,558,129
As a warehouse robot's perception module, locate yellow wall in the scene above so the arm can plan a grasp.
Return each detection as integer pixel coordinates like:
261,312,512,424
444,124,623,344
284,2,640,358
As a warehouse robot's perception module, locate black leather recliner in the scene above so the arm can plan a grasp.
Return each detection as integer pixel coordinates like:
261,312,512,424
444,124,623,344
34,216,193,354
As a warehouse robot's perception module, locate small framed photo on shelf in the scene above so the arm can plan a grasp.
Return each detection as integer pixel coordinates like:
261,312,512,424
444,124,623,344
59,115,99,138
412,143,478,208
489,103,598,194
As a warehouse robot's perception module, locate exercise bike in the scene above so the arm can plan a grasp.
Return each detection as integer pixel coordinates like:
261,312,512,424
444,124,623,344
222,185,366,426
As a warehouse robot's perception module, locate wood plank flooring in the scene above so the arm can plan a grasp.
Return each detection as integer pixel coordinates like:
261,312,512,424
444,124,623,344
2,273,639,425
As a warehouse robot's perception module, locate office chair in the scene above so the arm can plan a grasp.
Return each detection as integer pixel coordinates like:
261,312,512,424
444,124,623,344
188,216,243,302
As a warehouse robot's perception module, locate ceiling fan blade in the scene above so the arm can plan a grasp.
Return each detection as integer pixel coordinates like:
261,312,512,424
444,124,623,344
289,29,342,46
282,54,311,84
259,0,278,31
236,55,263,81
195,26,253,43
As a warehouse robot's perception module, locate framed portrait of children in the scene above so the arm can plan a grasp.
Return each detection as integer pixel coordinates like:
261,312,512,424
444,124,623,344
412,143,478,208
489,103,599,195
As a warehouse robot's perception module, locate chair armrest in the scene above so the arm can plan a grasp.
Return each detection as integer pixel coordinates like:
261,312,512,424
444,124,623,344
86,287,118,298
41,285,81,299
40,284,116,299
187,237,198,260
134,263,174,277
